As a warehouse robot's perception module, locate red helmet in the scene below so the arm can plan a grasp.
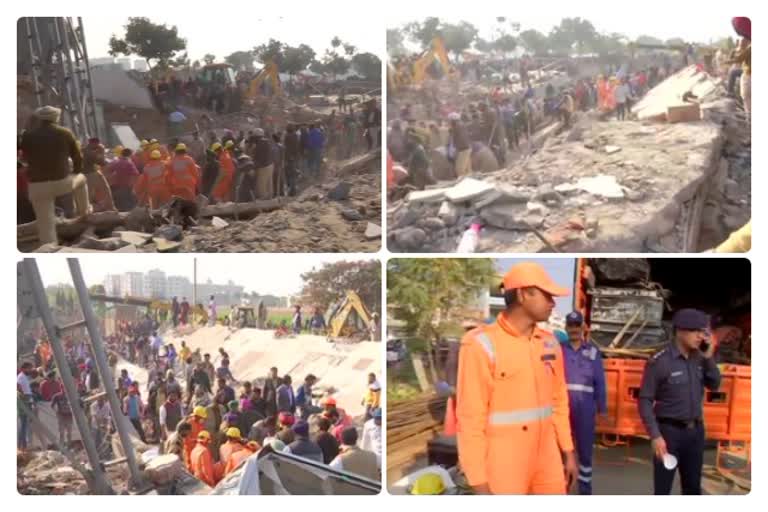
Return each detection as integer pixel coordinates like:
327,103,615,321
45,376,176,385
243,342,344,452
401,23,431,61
278,412,295,426
322,396,337,407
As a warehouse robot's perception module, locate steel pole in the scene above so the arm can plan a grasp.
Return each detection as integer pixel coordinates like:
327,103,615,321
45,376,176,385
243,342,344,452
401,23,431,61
57,18,88,139
21,259,114,495
23,18,42,108
76,17,100,140
67,258,143,487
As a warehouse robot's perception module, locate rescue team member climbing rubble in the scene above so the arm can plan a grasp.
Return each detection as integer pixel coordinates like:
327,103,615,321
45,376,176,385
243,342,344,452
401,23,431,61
456,262,577,494
638,308,721,495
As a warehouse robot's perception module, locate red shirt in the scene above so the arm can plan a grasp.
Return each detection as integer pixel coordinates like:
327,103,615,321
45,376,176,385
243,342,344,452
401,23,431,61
106,158,140,188
40,379,63,401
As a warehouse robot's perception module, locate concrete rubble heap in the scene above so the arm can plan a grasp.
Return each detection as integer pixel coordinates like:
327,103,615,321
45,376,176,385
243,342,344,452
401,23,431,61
21,149,381,253
388,66,750,253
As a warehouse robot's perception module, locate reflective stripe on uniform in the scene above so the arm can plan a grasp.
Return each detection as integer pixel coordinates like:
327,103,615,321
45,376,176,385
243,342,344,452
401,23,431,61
489,406,553,425
145,163,165,179
578,475,592,483
579,464,592,474
475,332,495,362
567,383,595,393
172,159,189,172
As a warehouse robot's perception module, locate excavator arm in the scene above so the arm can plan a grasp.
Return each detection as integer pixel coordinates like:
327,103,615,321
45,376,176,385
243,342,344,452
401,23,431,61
246,61,282,99
327,290,372,339
411,37,455,85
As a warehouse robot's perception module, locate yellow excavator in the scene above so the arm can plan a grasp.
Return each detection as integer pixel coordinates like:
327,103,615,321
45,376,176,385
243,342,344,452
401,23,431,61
245,60,283,99
389,36,458,91
326,290,374,342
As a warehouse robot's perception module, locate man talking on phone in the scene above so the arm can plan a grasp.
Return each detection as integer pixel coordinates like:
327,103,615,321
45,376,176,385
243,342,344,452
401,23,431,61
638,308,721,495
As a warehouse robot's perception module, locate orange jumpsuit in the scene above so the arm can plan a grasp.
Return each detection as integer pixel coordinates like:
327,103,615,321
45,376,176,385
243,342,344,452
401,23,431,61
219,440,245,467
224,445,257,476
184,419,206,470
166,155,199,201
190,443,218,487
134,159,170,208
597,79,608,111
212,151,235,202
456,313,573,495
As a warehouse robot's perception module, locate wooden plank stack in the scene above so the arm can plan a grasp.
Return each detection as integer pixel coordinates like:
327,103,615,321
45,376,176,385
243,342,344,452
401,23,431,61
386,393,448,475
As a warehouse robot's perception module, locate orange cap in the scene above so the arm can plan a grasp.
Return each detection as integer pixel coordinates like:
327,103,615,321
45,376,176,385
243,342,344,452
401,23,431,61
502,262,570,297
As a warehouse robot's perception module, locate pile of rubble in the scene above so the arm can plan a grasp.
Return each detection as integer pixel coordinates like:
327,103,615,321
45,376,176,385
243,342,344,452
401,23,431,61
17,450,131,495
21,149,381,253
388,68,750,253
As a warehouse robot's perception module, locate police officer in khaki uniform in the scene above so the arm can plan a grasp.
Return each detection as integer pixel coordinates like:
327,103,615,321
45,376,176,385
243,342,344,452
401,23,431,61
638,308,721,494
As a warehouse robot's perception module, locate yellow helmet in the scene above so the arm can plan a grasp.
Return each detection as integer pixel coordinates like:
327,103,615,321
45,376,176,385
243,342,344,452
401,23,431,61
175,143,187,152
140,139,149,147
225,427,241,439
113,145,124,154
150,150,162,160
224,140,234,149
211,142,222,152
150,138,158,144
410,473,445,495
193,405,208,419
197,430,211,441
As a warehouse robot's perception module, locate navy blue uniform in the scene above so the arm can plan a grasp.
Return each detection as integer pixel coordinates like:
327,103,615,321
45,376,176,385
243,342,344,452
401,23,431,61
638,343,721,494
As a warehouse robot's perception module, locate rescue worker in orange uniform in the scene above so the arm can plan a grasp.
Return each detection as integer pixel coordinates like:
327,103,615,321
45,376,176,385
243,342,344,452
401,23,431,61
456,262,578,495
211,142,236,203
219,427,245,467
133,140,150,171
150,139,169,160
133,150,170,208
190,430,218,487
166,143,199,201
184,406,208,470
224,440,260,476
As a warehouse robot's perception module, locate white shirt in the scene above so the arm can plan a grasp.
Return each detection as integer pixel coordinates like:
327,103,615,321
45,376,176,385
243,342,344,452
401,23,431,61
90,401,112,430
151,335,163,351
360,419,382,467
614,84,630,104
17,372,32,395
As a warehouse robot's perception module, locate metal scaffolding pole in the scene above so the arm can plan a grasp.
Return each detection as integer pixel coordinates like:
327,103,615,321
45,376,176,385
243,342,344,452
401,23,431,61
67,259,143,487
23,18,43,108
21,259,114,495
76,17,100,140
54,18,87,139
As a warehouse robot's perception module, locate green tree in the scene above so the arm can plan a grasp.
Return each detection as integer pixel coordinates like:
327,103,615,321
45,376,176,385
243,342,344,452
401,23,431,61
202,53,216,65
225,50,256,72
387,258,496,345
591,32,628,56
441,21,478,59
300,261,381,316
548,17,597,55
494,34,518,56
404,17,441,49
108,17,187,70
253,39,286,66
282,44,316,77
519,29,550,56
387,28,406,56
89,285,107,317
474,37,493,53
309,59,326,74
351,52,382,81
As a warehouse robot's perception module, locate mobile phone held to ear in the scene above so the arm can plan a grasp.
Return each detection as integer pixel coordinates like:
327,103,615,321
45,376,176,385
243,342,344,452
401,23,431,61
699,340,710,352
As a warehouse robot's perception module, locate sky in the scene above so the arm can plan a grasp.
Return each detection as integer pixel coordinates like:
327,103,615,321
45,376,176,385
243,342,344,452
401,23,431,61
495,258,576,316
33,255,378,297
84,16,381,63
387,10,736,48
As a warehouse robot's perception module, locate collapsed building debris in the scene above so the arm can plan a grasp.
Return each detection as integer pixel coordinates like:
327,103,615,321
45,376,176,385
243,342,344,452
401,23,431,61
388,66,750,253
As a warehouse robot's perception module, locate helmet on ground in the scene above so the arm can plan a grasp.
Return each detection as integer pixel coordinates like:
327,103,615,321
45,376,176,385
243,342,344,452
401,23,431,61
193,405,208,419
410,473,445,495
150,150,162,160
226,427,241,439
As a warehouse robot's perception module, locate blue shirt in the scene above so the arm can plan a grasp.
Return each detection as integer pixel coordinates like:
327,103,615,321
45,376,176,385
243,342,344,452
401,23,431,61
126,395,141,419
561,339,607,415
307,129,325,150
638,342,721,439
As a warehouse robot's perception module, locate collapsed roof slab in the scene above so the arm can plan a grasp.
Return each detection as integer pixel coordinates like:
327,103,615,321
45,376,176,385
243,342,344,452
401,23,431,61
164,326,380,418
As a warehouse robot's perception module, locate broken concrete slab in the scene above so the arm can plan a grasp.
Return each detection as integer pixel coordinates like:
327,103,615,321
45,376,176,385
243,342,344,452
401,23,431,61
406,188,448,205
444,178,496,204
421,217,446,231
153,238,182,253
555,175,625,199
75,236,127,252
480,203,544,231
327,181,352,201
605,145,622,154
437,201,459,226
667,103,701,123
211,216,229,229
364,222,382,240
118,231,152,246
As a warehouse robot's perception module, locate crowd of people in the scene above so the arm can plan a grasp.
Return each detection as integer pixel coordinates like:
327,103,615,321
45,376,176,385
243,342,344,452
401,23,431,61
17,97,381,246
17,320,383,488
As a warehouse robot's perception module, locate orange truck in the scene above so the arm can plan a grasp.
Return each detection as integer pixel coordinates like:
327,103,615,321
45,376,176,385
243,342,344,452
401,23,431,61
572,258,751,463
